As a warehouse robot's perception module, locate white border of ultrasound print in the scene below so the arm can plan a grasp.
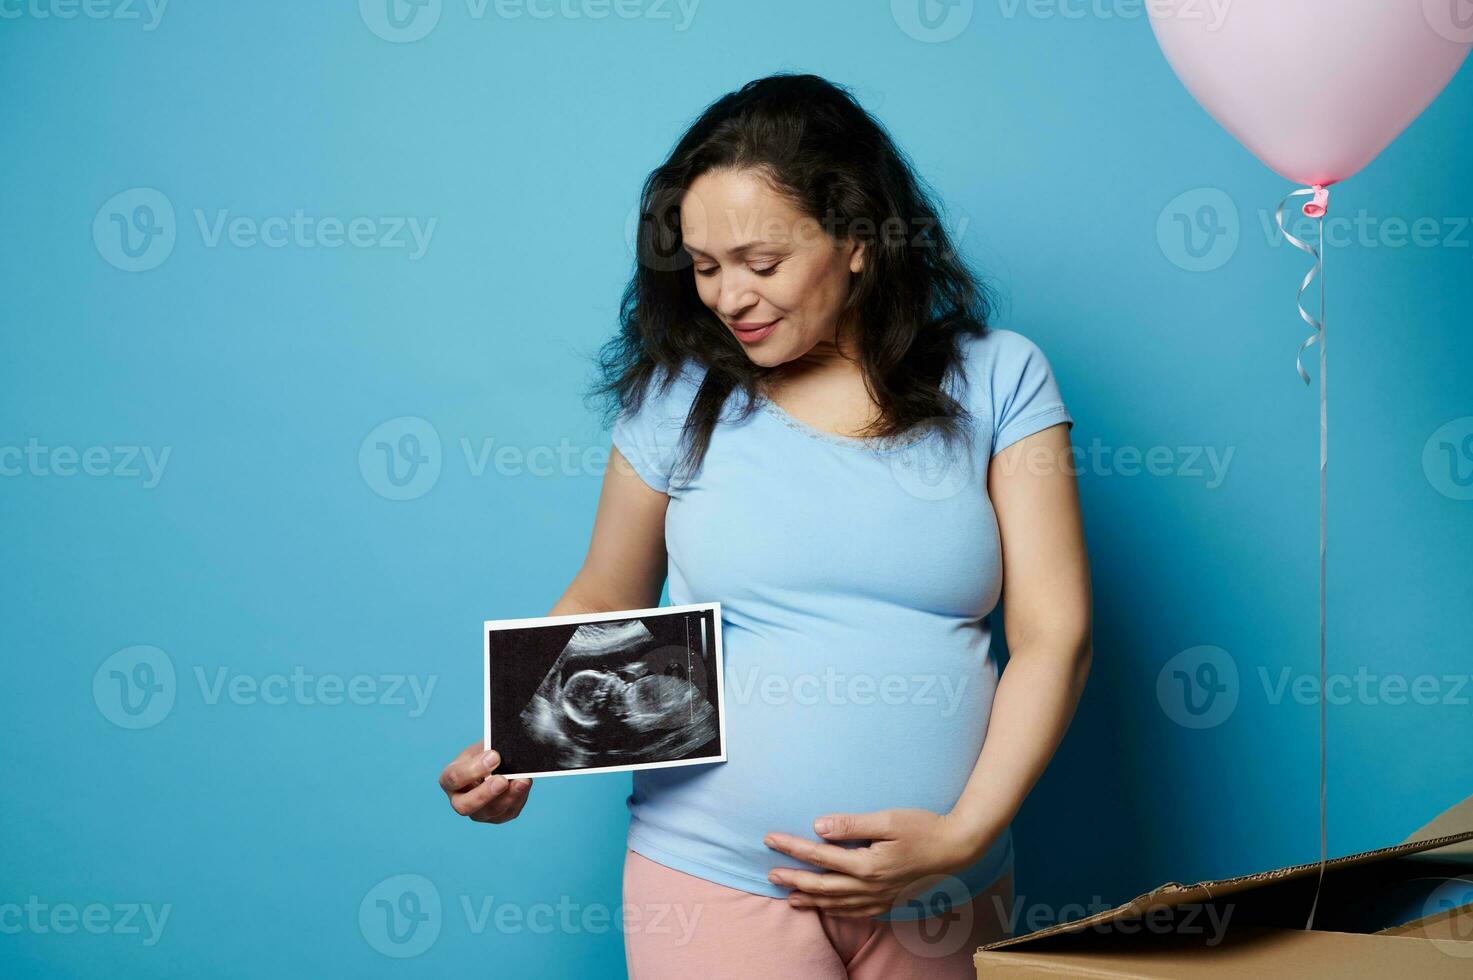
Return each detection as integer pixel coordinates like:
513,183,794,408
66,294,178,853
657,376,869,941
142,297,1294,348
484,601,727,779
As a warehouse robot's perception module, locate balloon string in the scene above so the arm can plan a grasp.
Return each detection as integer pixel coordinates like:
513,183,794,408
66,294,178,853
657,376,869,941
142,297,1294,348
1274,185,1328,930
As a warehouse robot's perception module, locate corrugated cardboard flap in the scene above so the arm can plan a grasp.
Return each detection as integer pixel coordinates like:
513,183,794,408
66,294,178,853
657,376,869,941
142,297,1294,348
973,924,1473,978
1377,899,1473,941
980,828,1473,953
1404,794,1473,862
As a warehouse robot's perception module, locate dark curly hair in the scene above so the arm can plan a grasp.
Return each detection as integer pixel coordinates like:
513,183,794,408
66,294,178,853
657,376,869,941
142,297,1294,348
586,72,995,486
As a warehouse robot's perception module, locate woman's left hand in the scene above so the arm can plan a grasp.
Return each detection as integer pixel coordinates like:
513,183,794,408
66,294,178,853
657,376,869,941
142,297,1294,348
763,808,987,918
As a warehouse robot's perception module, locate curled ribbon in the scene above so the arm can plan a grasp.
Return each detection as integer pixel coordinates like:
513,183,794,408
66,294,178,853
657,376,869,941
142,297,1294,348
1274,185,1328,384
1275,184,1329,930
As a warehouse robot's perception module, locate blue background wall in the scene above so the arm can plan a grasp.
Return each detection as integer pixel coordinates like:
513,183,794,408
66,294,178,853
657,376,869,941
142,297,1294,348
3,1,1470,975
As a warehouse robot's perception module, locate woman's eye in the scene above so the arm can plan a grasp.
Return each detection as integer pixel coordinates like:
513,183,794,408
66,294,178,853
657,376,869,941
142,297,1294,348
693,262,778,277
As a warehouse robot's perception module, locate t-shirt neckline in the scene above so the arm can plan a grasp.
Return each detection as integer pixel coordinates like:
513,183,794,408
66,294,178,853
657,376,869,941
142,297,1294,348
754,391,931,453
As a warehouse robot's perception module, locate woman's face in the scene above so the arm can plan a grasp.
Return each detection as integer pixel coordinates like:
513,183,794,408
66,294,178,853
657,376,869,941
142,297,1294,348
680,167,865,368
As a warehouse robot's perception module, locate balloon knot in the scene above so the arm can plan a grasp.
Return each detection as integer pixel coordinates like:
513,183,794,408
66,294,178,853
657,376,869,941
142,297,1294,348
1302,185,1329,218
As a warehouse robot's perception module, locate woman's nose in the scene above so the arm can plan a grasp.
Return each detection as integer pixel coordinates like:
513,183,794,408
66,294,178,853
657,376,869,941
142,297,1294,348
717,276,757,318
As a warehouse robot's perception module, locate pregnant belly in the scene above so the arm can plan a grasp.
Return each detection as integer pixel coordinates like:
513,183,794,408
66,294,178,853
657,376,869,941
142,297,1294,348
628,635,999,881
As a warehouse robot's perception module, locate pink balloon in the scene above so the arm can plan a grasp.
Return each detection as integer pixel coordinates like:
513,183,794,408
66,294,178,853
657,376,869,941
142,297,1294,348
1148,0,1472,186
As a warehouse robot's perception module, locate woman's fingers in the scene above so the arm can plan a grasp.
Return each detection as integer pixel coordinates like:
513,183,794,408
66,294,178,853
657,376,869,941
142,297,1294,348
762,832,872,879
439,741,499,796
440,741,531,823
788,891,881,911
450,773,511,816
769,868,873,897
471,778,533,823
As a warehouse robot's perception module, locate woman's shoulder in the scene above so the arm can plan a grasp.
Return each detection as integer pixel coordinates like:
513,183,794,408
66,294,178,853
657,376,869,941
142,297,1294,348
623,356,709,426
956,328,1055,376
951,327,1072,451
670,355,710,390
949,327,1056,402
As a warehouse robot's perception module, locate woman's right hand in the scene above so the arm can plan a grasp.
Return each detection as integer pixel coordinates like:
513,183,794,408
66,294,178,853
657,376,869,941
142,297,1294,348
439,740,533,824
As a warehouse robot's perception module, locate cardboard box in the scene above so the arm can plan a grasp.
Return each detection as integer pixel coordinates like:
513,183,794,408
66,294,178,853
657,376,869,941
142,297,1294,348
975,795,1473,977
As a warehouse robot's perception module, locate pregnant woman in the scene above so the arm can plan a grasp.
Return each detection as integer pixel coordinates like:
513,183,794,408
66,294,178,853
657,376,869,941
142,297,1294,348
438,72,1093,979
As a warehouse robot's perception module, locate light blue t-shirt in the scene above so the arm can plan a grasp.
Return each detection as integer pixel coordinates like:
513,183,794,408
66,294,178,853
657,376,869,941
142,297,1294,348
609,328,1073,921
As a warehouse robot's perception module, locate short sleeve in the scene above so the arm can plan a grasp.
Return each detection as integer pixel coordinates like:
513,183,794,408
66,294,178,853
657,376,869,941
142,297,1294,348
976,329,1074,456
609,360,703,494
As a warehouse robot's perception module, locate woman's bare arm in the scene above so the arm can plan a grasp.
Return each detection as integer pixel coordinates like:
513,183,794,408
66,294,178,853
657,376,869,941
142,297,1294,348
439,443,671,824
550,444,671,616
944,421,1093,855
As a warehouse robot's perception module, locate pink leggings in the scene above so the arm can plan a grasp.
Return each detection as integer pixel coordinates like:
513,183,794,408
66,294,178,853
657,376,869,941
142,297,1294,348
621,848,1013,979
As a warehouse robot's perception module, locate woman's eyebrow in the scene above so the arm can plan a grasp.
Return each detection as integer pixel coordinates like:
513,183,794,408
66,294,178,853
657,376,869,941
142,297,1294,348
682,240,783,259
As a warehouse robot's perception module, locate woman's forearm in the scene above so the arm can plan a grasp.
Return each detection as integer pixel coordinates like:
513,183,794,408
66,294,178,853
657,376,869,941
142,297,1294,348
548,566,665,619
546,577,626,617
547,592,600,617
943,637,1092,863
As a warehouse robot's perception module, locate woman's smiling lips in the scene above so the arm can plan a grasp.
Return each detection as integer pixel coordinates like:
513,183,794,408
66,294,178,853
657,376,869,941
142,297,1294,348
731,317,780,344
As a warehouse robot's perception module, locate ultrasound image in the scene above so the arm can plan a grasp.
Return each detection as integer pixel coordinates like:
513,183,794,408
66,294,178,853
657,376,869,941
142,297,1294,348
487,607,723,777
